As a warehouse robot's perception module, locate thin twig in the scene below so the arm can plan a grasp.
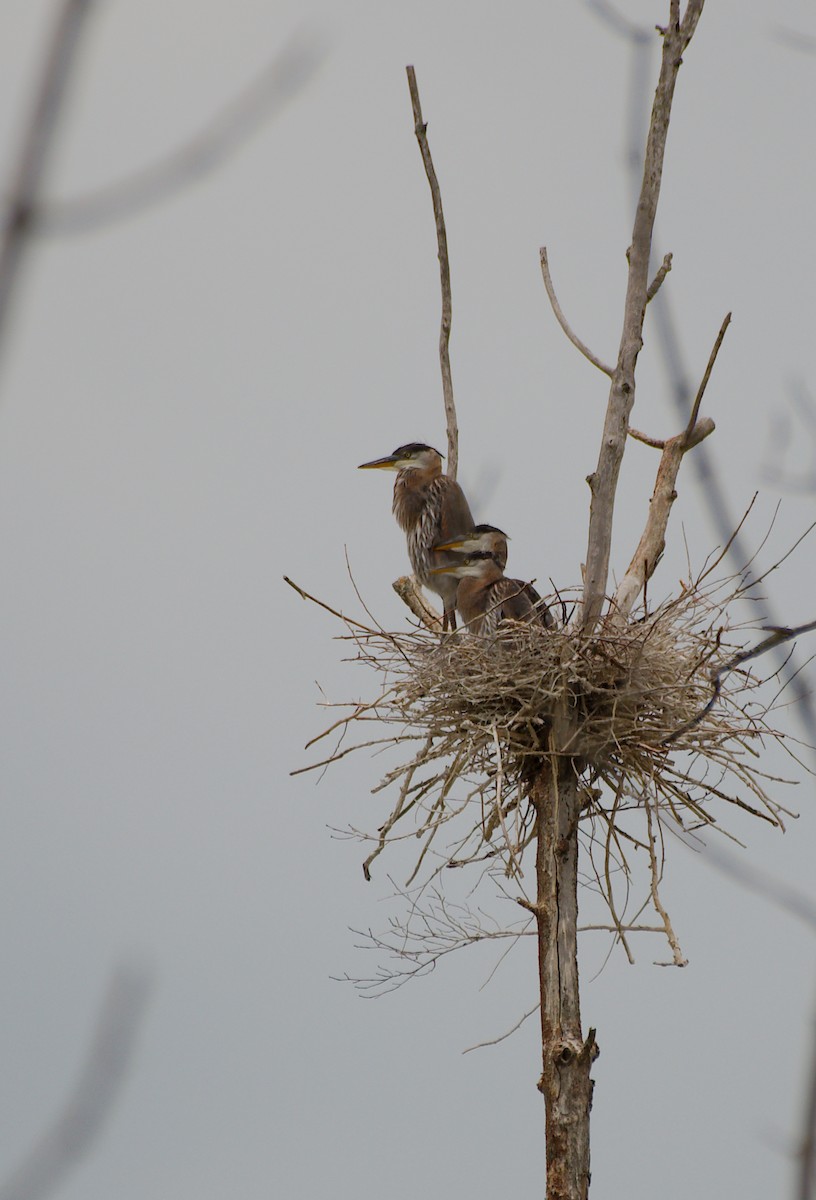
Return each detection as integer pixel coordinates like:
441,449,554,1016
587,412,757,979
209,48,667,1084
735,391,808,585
664,617,816,745
539,247,614,377
283,575,378,634
645,800,687,966
406,66,459,479
462,1004,540,1054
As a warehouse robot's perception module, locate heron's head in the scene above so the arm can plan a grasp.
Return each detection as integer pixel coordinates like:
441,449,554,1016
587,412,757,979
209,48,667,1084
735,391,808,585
435,524,509,555
357,443,443,473
430,550,499,579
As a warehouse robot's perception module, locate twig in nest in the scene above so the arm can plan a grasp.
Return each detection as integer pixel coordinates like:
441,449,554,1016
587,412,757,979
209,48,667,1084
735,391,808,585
295,551,805,979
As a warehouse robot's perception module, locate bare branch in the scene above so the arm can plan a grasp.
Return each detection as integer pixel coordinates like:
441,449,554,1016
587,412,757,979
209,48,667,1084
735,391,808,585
0,966,151,1200
406,66,459,479
0,0,96,368
613,313,727,618
684,311,731,437
539,247,614,377
581,2,706,633
392,576,443,632
35,35,325,236
628,426,666,449
613,415,716,617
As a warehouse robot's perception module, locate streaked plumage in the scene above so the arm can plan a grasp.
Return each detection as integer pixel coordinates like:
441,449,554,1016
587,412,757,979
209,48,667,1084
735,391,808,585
432,550,551,637
434,525,554,629
358,443,474,629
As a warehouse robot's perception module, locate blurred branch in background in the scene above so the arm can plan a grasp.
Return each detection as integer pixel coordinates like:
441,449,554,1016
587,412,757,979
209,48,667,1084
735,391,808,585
695,846,816,1200
0,0,96,369
762,381,816,494
0,966,152,1200
35,32,326,236
585,0,816,739
770,26,816,57
0,4,324,373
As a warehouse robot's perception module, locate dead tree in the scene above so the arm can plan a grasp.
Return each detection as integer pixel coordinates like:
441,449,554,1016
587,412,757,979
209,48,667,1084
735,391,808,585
291,2,815,1195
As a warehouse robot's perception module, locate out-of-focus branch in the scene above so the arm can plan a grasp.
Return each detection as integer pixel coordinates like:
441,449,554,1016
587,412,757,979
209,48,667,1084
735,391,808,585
0,966,151,1200
581,1,705,634
0,0,96,368
771,26,816,56
405,66,459,480
539,247,613,376
762,382,816,494
664,615,816,745
35,35,325,236
584,0,652,41
691,843,816,1199
800,993,816,1200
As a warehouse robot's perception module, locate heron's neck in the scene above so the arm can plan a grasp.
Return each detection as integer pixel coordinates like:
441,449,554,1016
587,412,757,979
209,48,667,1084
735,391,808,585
392,467,440,531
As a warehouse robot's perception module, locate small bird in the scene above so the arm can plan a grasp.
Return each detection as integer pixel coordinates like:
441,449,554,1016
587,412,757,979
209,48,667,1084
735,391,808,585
434,525,554,628
358,442,474,630
431,550,552,636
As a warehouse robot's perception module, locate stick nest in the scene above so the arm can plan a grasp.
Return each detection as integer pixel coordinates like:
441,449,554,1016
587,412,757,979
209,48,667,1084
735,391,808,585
297,567,804,974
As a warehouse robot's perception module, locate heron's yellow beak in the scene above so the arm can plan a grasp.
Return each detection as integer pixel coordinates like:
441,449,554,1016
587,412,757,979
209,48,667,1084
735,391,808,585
357,455,400,470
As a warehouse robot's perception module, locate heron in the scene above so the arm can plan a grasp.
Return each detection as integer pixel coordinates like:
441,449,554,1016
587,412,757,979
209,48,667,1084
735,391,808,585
431,549,552,636
435,522,511,569
434,525,554,629
357,442,474,630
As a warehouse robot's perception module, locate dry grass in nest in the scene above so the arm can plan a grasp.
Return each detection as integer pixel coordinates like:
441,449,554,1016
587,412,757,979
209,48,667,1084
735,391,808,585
294,563,808,976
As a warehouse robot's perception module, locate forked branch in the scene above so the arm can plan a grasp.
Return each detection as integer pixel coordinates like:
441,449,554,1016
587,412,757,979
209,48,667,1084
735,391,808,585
581,0,706,633
613,312,728,617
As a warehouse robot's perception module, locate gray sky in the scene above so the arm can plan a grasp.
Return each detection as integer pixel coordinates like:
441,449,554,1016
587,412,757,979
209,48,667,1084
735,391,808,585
1,2,815,1197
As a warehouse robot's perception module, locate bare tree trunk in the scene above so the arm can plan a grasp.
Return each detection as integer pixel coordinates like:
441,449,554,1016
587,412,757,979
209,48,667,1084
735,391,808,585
532,757,597,1200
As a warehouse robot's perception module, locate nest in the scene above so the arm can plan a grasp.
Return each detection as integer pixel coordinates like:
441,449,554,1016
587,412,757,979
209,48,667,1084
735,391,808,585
297,564,805,977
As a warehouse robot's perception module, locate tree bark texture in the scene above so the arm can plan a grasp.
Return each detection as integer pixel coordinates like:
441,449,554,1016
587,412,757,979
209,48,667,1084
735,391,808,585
532,757,598,1200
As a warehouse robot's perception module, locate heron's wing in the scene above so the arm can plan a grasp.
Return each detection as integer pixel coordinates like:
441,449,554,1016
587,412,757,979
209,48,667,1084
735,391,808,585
488,578,535,624
517,580,555,628
437,479,475,542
